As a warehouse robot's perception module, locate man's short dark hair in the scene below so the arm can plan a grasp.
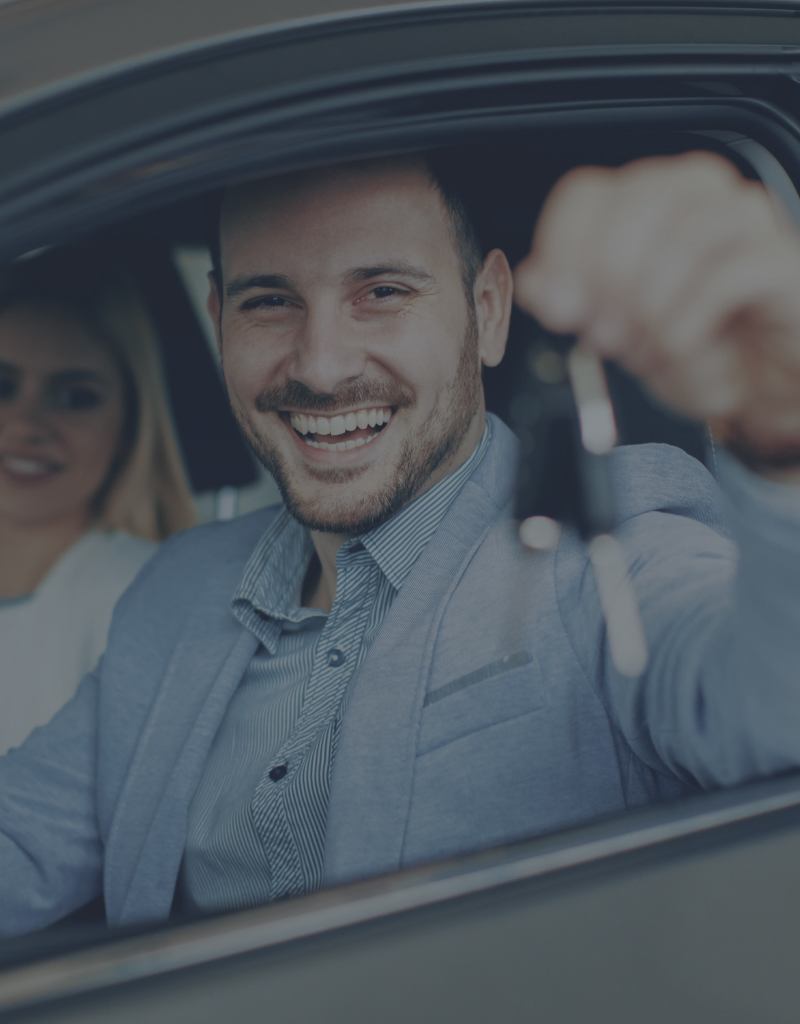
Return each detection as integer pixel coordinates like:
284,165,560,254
208,152,484,303
429,157,485,298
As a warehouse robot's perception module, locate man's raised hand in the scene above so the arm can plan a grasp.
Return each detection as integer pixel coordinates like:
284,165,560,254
513,151,800,478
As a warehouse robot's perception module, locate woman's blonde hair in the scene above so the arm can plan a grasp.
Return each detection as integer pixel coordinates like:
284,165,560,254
1,252,196,541
89,276,196,541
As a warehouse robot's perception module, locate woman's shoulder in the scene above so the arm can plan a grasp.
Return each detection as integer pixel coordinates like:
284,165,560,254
95,529,158,560
37,530,157,603
77,529,158,571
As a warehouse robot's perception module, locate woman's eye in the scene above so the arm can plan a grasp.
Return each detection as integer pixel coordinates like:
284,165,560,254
55,386,102,410
0,377,17,400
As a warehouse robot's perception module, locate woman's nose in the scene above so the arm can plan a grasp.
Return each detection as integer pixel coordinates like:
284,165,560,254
0,395,54,444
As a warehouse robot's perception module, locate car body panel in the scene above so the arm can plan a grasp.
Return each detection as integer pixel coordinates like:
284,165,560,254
2,772,800,1022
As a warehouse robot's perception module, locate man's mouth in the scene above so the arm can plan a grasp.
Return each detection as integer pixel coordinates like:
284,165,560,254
287,406,393,452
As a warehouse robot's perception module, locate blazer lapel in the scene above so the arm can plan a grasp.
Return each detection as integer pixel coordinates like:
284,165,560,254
324,417,518,885
105,595,258,924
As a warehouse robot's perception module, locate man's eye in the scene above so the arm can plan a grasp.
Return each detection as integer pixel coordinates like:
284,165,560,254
371,286,402,299
0,377,17,400
55,386,102,410
243,295,293,310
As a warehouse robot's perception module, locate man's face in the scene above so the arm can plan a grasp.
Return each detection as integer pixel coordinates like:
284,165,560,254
213,159,507,534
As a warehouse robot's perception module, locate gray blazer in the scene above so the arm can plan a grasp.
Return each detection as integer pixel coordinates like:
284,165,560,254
2,415,799,937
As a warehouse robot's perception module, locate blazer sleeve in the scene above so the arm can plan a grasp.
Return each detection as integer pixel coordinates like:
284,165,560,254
576,453,800,789
0,668,103,938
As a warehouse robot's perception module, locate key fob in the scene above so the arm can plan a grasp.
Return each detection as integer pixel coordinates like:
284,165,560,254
509,318,648,678
511,324,615,540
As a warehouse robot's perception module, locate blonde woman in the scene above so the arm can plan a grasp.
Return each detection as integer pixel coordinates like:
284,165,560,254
0,263,195,754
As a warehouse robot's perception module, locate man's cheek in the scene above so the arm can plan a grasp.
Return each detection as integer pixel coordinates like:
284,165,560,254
226,358,270,409
223,378,257,429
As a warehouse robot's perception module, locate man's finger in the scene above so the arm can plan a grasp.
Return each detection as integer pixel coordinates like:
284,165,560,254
632,186,778,339
660,236,800,362
514,167,612,330
514,153,753,339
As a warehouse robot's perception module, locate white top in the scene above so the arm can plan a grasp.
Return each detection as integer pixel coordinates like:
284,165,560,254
0,530,156,755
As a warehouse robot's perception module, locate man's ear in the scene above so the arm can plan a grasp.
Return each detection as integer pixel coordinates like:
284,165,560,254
474,248,513,368
207,272,223,355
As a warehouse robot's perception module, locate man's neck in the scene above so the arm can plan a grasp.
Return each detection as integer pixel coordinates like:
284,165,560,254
303,531,345,612
302,410,487,614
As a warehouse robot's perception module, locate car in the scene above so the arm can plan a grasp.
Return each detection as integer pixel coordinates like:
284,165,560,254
2,1,800,1021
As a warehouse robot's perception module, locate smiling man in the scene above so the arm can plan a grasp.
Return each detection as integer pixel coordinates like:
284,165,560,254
211,160,509,614
173,159,513,910
4,150,800,933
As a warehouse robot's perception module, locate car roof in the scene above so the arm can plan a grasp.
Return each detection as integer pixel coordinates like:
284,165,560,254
0,0,474,111
1,0,799,115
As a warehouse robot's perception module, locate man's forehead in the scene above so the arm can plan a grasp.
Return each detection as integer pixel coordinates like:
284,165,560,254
220,155,437,237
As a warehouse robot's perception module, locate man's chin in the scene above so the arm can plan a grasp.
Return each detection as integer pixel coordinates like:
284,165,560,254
248,411,476,535
279,482,404,536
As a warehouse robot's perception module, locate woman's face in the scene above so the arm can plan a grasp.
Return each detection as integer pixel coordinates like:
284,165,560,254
0,300,126,529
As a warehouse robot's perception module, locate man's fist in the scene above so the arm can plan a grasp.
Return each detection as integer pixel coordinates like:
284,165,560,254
513,151,800,477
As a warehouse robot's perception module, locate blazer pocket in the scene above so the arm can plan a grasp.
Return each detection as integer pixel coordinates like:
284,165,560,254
423,651,531,706
417,653,547,756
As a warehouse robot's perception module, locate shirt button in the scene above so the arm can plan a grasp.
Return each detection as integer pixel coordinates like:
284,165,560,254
328,648,346,667
269,765,288,782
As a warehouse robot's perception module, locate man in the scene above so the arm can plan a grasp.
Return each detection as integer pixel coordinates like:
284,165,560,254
3,150,800,934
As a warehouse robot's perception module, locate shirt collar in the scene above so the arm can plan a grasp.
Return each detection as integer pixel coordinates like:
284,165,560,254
233,419,492,633
232,511,320,644
359,420,491,591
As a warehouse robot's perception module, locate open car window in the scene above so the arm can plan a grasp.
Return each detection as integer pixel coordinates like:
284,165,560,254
3,2,800,1021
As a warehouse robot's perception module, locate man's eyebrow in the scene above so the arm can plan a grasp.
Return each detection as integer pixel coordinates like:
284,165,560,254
343,262,434,285
226,274,295,299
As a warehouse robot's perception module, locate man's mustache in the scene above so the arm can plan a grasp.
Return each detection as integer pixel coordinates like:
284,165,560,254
256,378,415,414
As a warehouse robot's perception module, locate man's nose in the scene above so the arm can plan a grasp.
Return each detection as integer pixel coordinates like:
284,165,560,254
290,305,367,394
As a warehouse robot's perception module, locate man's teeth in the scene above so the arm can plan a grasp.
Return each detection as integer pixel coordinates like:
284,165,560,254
289,407,392,437
303,434,379,452
2,456,52,476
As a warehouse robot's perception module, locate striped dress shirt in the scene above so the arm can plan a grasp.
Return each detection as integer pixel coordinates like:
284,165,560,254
177,422,491,914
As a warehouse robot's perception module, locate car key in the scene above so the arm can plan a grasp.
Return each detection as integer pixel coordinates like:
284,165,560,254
510,321,648,678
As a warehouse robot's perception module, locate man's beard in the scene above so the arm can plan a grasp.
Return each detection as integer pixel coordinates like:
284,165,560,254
232,315,482,535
